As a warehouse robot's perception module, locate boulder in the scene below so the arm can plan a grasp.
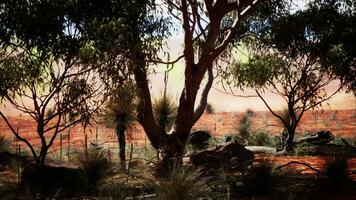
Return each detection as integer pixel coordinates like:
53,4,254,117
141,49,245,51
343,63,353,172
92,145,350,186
189,141,254,171
21,163,87,197
245,146,277,154
188,130,212,150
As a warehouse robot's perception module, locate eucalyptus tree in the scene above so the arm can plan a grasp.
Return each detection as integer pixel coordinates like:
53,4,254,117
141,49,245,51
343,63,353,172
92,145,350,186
0,0,119,166
223,0,354,151
128,0,276,166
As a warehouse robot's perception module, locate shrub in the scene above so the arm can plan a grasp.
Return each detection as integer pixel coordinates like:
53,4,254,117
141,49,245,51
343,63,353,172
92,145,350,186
240,159,280,195
99,183,129,200
75,147,112,192
0,134,10,152
224,134,246,145
235,110,254,144
155,165,211,200
205,103,214,114
323,152,350,185
251,131,272,146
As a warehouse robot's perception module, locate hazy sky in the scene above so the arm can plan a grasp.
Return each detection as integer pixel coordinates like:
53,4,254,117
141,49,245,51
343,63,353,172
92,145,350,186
148,38,356,113
1,2,355,116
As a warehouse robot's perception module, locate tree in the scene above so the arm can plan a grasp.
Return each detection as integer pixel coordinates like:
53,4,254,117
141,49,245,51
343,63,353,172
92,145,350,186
293,0,356,92
0,0,108,166
128,0,271,166
104,83,136,167
223,1,347,150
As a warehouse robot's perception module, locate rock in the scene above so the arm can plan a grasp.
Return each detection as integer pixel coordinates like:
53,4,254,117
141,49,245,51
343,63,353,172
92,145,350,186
188,130,212,150
21,163,87,197
245,146,277,154
297,130,335,145
189,141,254,171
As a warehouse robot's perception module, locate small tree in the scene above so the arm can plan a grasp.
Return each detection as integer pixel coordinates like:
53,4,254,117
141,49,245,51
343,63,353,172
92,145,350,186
223,0,355,151
0,1,106,166
104,83,136,166
226,44,341,151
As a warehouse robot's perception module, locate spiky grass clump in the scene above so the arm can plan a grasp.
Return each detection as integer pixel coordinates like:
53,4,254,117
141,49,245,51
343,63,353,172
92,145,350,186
251,131,272,146
324,152,350,185
155,165,211,200
153,94,177,133
241,159,280,195
99,183,130,200
76,147,112,192
236,110,254,143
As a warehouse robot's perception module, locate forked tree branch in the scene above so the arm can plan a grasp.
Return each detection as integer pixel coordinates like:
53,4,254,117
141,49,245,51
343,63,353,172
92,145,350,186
255,89,289,128
0,111,38,161
192,65,214,124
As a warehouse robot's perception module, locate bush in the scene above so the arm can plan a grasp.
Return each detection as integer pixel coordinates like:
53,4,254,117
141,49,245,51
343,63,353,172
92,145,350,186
323,152,350,185
236,110,254,141
224,134,247,145
251,131,272,146
240,159,280,195
205,103,214,114
0,134,10,152
155,165,211,200
75,147,112,192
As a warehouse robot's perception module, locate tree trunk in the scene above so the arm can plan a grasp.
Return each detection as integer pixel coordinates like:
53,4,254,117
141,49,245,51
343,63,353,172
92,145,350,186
285,127,296,152
158,131,190,169
117,126,126,161
38,146,48,166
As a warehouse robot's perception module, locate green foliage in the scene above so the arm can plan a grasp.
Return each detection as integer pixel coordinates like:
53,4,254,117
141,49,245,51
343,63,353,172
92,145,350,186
155,165,211,200
153,94,177,133
238,0,356,91
227,53,285,89
75,147,112,192
105,83,137,132
236,110,254,142
251,131,273,146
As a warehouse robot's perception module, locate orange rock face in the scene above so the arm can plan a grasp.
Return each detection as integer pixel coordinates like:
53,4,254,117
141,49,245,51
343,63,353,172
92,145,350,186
0,109,355,151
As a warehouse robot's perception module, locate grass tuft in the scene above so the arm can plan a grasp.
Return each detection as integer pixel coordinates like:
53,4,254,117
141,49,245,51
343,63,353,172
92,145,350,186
155,165,211,200
240,159,281,195
75,147,112,192
323,152,350,185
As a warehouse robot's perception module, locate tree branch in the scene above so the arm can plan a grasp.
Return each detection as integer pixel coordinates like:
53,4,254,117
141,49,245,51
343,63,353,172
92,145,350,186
255,90,288,128
192,65,214,124
0,111,38,162
275,161,326,175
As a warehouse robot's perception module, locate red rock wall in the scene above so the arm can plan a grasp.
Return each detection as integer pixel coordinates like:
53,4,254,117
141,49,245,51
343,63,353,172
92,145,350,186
1,109,355,151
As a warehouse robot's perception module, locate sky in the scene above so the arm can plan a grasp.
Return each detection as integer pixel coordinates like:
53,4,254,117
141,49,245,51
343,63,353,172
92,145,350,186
148,38,356,113
1,0,355,116
1,36,355,117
